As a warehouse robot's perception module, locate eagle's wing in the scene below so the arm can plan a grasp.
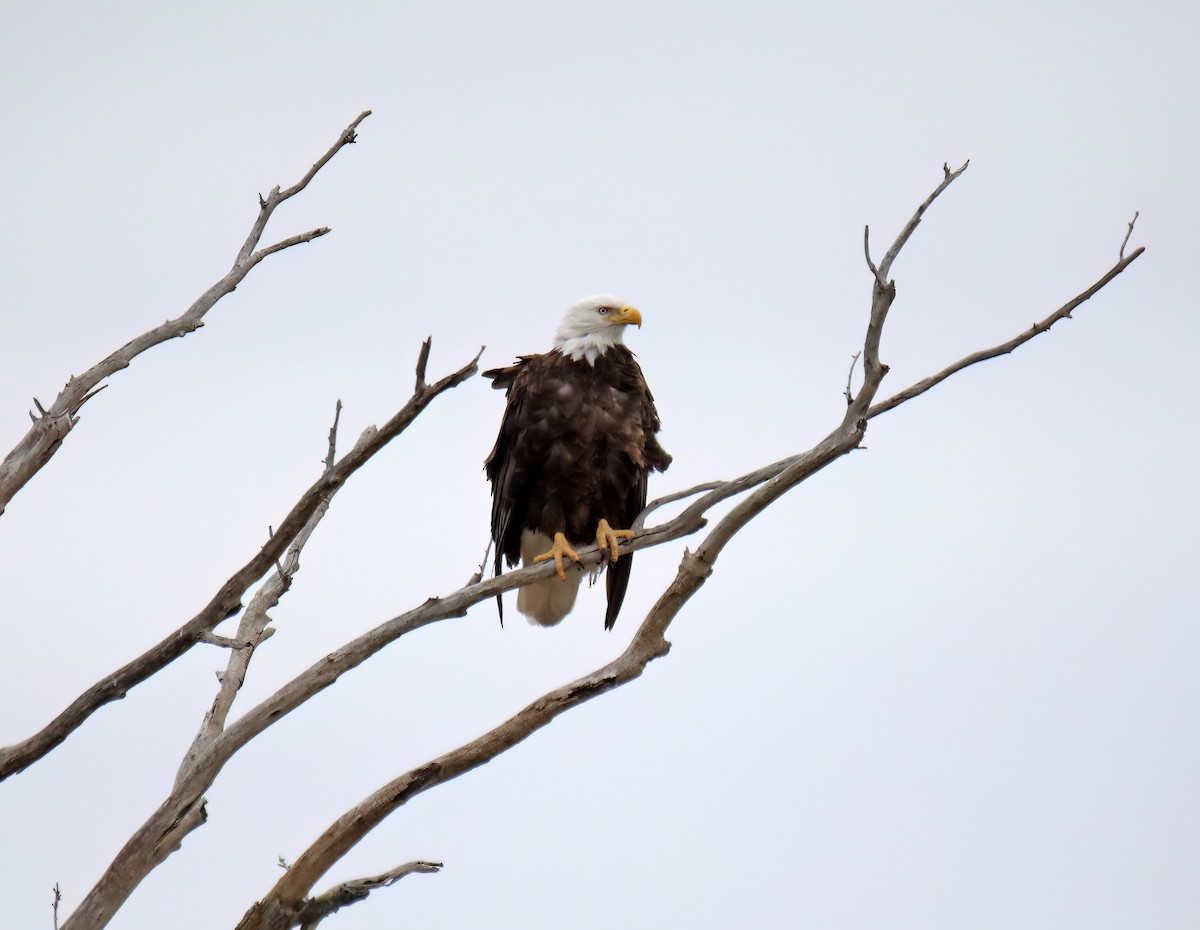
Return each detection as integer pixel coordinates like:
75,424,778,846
483,358,536,622
603,357,672,630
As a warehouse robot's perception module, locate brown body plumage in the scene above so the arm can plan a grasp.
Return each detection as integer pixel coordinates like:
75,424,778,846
484,301,670,629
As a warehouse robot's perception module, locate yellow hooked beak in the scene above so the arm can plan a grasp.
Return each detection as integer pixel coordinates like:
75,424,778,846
610,305,642,328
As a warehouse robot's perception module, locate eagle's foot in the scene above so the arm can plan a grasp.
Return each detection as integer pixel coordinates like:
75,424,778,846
596,519,635,562
532,532,581,580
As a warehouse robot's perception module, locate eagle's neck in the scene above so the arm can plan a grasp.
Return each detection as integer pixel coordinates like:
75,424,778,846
553,327,626,365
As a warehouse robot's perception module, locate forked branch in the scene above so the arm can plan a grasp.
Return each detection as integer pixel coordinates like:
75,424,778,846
229,167,1142,930
869,246,1145,419
0,111,371,519
0,341,479,785
52,165,1145,930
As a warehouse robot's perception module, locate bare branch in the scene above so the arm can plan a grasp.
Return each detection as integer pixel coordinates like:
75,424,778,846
855,162,968,402
325,401,343,470
60,463,721,929
253,227,331,262
414,338,432,392
468,539,492,586
0,112,370,519
1120,210,1140,260
50,165,1146,930
239,652,666,928
633,481,723,531
178,399,354,790
868,245,1146,419
235,111,371,265
176,488,333,790
863,226,886,288
52,883,62,930
230,444,867,929
226,417,872,930
196,632,259,650
844,351,861,405
69,384,109,416
878,160,969,280
0,344,479,784
292,861,443,930
229,171,1145,930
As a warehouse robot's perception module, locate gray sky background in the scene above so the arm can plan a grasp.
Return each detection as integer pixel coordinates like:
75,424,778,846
2,2,1196,928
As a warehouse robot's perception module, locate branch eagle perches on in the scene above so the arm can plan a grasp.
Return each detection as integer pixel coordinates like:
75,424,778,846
221,166,1141,930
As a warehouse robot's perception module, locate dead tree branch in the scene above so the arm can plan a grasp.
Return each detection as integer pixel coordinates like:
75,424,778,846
0,110,371,519
868,244,1145,419
0,342,480,784
844,351,861,405
43,164,1145,930
174,403,350,790
226,166,1141,930
1120,210,1140,260
291,862,443,930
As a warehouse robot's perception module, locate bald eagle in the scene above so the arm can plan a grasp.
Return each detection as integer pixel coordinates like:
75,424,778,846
484,295,671,629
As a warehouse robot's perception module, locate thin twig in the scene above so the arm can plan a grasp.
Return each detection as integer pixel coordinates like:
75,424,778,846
878,160,969,280
1120,210,1140,260
844,351,861,405
863,227,886,288
469,539,492,586
253,228,331,262
325,401,343,470
292,861,443,930
633,481,724,531
414,338,432,393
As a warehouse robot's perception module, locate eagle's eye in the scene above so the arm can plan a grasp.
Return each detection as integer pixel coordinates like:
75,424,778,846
597,307,610,315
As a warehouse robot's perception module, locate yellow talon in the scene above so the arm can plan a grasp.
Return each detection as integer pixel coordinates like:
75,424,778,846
532,531,581,580
596,519,635,562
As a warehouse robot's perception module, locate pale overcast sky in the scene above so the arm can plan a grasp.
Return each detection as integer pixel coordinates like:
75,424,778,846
1,2,1196,928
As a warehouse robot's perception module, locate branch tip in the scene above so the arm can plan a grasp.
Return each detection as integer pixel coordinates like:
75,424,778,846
325,400,343,469
415,338,433,391
844,351,862,405
863,226,886,287
70,383,109,416
1120,210,1140,260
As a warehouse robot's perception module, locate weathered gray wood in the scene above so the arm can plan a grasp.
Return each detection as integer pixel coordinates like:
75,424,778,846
0,111,371,519
20,150,1142,930
0,338,479,784
225,169,1144,930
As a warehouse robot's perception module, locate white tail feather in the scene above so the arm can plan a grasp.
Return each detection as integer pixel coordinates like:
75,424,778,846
517,531,583,626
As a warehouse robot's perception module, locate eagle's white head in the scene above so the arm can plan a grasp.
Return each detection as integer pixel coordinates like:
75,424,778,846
554,294,643,364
